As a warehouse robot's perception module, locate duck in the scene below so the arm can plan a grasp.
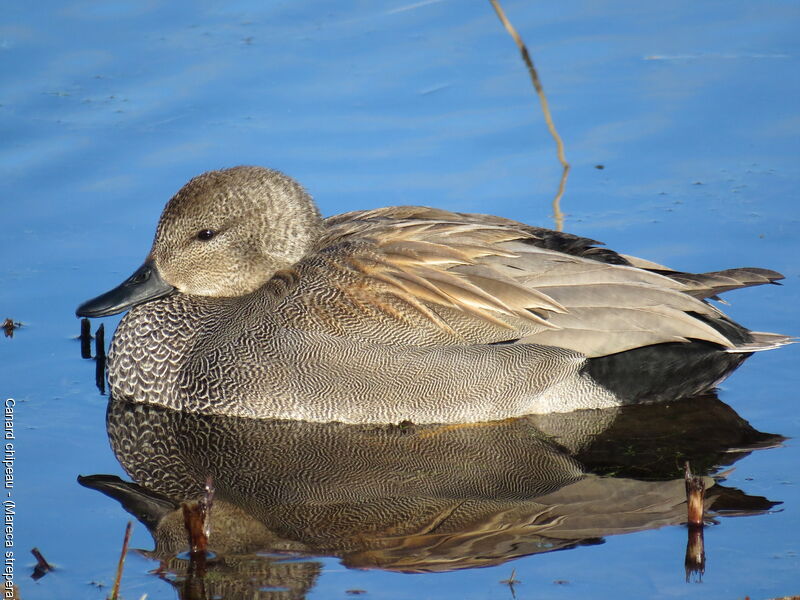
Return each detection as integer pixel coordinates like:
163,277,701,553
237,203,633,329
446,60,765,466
76,166,792,424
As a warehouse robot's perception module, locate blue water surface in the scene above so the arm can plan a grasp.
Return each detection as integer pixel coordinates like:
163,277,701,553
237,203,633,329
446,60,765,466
2,1,799,598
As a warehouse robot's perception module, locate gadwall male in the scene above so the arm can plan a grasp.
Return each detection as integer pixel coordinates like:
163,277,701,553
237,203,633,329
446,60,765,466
77,166,792,423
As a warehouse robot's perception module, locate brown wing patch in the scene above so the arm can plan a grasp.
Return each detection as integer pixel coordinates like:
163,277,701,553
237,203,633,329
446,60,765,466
271,206,771,354
323,214,568,333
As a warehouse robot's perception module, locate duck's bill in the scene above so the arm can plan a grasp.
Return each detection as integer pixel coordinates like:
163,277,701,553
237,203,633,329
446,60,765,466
76,261,175,318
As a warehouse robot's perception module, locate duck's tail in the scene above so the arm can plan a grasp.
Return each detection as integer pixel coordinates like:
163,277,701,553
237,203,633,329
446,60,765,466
727,330,796,353
645,266,794,353
657,267,784,300
680,268,794,353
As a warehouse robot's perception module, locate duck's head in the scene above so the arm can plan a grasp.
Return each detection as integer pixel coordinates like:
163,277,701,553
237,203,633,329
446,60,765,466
76,166,323,317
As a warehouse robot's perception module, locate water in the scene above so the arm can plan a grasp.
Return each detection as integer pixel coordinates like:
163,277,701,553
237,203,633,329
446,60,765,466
2,1,799,598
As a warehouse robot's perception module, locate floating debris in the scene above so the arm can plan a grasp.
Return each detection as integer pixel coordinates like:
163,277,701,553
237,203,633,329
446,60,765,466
30,547,53,580
3,318,21,339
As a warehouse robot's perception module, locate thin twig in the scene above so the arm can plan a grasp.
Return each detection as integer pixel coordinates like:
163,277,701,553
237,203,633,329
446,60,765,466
110,521,133,600
489,0,570,231
499,567,521,600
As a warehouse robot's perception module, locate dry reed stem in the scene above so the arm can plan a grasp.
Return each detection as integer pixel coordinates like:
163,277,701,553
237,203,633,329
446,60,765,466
683,462,706,581
500,567,521,599
489,0,570,231
684,461,706,526
181,503,208,555
110,521,133,600
684,525,705,582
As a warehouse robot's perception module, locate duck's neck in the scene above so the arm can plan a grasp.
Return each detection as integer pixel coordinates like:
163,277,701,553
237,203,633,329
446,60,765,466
250,182,325,290
260,205,324,272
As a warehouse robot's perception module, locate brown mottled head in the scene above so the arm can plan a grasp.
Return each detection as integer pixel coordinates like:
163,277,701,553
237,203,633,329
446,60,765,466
77,166,323,317
150,166,323,297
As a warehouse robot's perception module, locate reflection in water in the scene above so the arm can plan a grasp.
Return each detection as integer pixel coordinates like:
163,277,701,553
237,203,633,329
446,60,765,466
80,395,780,599
78,318,108,393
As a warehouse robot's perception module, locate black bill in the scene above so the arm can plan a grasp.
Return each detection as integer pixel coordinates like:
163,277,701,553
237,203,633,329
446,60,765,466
76,260,175,318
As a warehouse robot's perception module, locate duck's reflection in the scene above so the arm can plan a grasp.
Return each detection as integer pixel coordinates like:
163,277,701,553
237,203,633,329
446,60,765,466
80,395,781,598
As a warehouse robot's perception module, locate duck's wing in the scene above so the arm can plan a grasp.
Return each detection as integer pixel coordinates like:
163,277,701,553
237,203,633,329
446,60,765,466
269,206,784,357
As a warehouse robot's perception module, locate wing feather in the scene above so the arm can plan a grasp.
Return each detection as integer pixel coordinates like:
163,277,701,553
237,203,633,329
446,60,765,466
267,206,781,356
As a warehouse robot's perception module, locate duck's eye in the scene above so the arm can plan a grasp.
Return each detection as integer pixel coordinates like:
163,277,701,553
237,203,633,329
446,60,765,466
197,229,216,241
